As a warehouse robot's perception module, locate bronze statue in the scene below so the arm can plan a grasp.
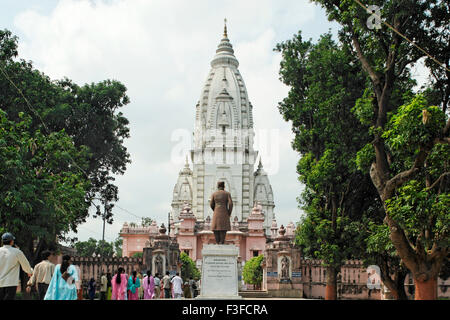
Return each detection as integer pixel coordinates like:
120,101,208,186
210,181,233,244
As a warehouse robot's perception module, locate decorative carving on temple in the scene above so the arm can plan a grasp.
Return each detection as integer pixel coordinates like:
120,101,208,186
281,255,290,279
286,221,295,237
250,201,264,218
149,220,158,235
204,216,211,230
180,201,195,218
159,223,167,235
155,254,163,276
232,216,239,231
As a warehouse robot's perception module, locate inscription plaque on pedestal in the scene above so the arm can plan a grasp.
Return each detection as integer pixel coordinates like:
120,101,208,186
197,244,242,299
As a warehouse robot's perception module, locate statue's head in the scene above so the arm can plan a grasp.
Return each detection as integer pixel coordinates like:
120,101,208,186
217,181,225,190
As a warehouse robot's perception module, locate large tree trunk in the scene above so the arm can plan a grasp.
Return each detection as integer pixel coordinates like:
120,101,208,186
414,276,438,300
325,266,337,300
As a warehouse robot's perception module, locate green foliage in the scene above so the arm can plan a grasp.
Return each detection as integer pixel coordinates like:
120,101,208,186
73,237,115,257
277,31,379,272
356,143,376,172
383,95,446,157
180,252,200,280
285,0,449,292
0,28,131,260
366,222,396,256
0,110,90,251
132,252,143,258
352,88,375,126
141,217,153,227
242,255,264,286
380,95,449,252
114,237,123,257
296,212,361,268
386,180,449,249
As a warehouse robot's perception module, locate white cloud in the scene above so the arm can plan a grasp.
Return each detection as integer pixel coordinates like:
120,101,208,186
11,0,331,243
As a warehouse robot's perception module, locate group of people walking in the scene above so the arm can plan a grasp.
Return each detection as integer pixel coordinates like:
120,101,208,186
110,269,198,300
1,232,199,300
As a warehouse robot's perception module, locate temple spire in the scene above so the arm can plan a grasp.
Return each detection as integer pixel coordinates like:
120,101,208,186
223,18,228,38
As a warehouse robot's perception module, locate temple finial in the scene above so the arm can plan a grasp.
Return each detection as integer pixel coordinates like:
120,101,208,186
223,18,228,38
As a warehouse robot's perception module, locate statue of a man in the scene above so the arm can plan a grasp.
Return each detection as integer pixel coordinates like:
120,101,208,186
210,181,233,244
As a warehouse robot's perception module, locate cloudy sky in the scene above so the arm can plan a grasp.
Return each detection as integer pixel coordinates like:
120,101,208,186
2,0,355,244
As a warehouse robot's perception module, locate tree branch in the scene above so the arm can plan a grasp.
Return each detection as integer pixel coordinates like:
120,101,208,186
426,172,450,191
444,118,450,136
384,214,418,274
384,147,430,199
351,33,381,93
434,137,450,145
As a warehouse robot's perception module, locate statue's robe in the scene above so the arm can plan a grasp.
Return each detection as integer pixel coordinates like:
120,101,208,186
210,189,233,231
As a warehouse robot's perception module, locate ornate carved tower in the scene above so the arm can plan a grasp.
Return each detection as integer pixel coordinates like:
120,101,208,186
171,22,275,234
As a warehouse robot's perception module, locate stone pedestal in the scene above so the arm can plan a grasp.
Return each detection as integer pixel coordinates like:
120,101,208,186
197,244,242,299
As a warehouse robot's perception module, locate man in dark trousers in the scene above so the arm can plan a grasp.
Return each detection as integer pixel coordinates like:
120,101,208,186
0,233,33,300
210,181,233,244
26,250,55,300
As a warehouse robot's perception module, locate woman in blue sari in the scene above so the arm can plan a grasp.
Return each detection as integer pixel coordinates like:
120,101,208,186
44,255,78,300
127,271,141,300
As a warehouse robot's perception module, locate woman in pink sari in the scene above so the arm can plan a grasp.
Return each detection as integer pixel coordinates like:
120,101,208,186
143,270,155,299
112,267,128,300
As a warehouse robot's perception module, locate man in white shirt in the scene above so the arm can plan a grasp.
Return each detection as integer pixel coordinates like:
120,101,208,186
162,271,171,298
0,233,33,300
170,272,183,299
26,250,55,300
100,273,107,300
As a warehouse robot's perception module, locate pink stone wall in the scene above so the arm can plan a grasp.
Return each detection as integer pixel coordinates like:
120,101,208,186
245,236,266,261
177,233,198,260
121,233,149,257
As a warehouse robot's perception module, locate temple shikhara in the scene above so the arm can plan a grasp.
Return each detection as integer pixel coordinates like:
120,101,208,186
120,23,285,263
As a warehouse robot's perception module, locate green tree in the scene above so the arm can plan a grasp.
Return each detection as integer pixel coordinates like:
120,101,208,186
0,110,90,259
73,237,115,257
96,240,115,257
242,255,264,289
114,237,123,257
141,217,153,227
309,0,449,299
74,238,98,257
276,32,377,299
0,29,131,264
180,252,200,280
132,252,143,258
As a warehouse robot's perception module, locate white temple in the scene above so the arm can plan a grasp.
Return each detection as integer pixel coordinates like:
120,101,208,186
171,22,275,235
